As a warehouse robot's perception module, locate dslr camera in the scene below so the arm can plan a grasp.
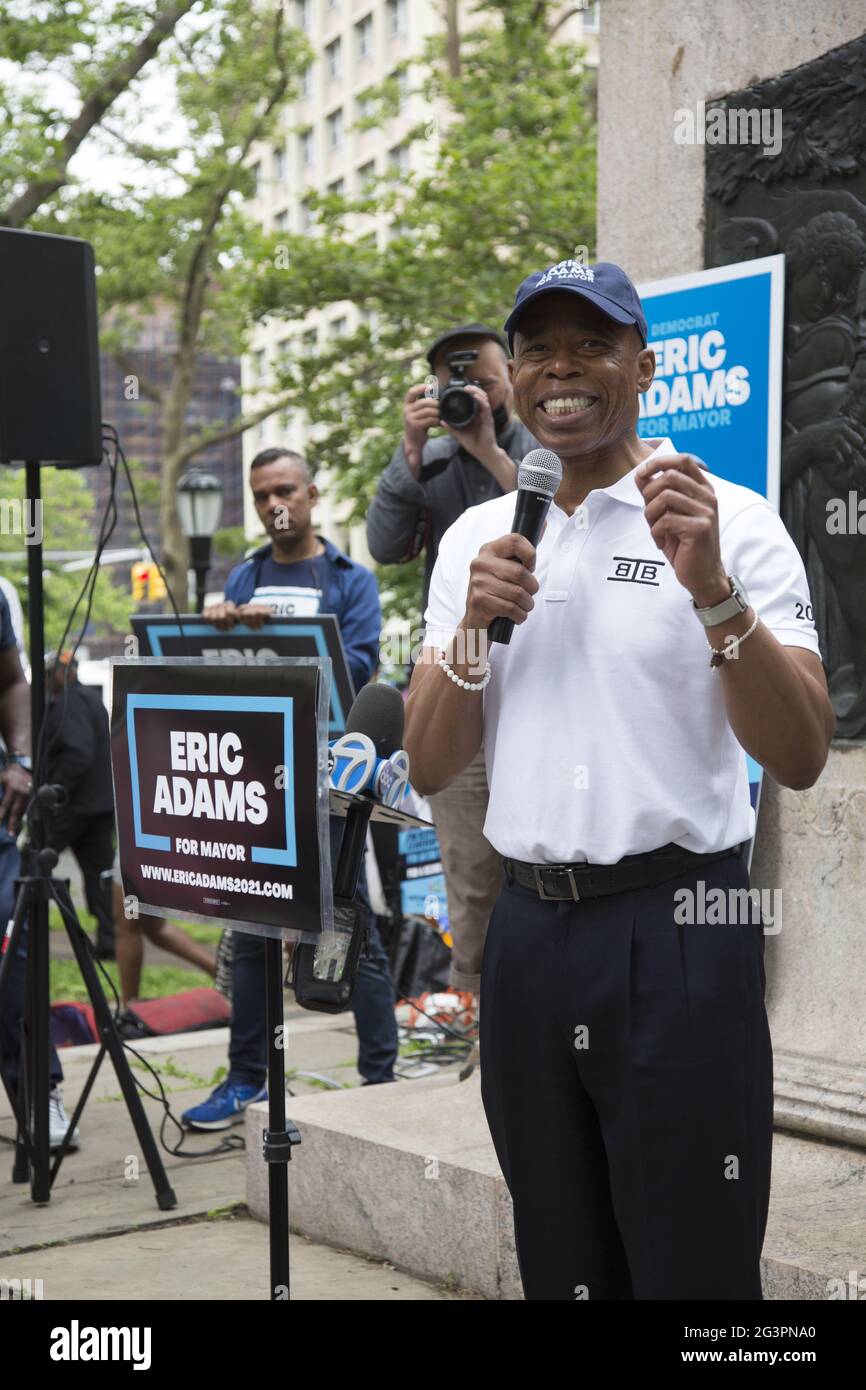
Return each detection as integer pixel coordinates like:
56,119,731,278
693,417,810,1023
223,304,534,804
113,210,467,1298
437,349,480,429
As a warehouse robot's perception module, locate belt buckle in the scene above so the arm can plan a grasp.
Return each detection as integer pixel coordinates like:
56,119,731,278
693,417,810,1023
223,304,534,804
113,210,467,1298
532,864,580,902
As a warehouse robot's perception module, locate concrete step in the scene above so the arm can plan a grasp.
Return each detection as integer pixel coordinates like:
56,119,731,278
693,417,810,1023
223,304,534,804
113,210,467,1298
245,1077,866,1301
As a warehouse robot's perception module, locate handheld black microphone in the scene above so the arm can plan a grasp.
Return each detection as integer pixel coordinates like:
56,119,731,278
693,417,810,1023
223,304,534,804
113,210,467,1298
488,448,562,646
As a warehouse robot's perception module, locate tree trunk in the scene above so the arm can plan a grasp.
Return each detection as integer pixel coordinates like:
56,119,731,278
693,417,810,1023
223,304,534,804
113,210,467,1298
159,355,197,611
445,0,460,78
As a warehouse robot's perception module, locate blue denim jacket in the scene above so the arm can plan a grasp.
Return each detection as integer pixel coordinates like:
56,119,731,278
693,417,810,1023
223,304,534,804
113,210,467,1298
223,536,381,694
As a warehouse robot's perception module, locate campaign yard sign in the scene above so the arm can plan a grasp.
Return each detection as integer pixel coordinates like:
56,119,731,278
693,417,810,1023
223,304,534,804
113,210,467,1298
110,658,333,942
131,614,355,736
637,256,785,855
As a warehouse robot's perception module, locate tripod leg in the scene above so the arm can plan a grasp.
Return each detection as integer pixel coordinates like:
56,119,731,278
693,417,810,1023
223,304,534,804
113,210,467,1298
50,1044,107,1183
27,890,52,1203
57,882,177,1212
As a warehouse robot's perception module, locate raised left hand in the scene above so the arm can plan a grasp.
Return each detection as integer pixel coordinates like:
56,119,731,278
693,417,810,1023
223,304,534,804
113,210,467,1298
635,452,729,606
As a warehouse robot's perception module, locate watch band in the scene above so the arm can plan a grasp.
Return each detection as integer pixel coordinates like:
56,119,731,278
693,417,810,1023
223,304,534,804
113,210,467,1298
692,574,749,628
7,753,32,771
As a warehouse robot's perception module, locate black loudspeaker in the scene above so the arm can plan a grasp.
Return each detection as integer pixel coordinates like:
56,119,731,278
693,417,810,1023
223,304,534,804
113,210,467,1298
0,227,102,467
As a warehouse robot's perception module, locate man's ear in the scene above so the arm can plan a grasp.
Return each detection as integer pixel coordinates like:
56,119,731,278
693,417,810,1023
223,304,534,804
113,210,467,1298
637,346,656,393
507,358,515,385
308,484,319,506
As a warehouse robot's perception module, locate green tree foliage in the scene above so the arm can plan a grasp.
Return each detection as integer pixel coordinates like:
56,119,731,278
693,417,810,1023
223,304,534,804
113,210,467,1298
0,0,311,611
251,0,596,627
0,467,131,651
0,0,200,227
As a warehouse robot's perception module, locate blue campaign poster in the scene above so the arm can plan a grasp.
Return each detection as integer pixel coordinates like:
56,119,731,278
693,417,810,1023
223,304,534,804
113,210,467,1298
398,824,449,934
637,256,786,865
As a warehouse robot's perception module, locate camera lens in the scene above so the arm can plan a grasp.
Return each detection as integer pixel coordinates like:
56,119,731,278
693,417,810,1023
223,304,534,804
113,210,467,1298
439,385,477,429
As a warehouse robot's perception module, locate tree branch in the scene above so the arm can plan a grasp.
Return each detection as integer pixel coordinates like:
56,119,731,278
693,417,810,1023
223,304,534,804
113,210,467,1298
112,350,164,405
547,6,583,38
178,391,297,467
176,10,292,363
1,0,197,226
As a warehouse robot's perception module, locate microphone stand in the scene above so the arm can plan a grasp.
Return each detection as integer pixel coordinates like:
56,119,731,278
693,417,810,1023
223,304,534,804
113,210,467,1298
262,793,373,1301
263,788,430,1300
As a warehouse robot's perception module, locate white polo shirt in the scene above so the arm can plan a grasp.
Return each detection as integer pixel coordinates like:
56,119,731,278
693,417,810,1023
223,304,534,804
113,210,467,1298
423,436,821,864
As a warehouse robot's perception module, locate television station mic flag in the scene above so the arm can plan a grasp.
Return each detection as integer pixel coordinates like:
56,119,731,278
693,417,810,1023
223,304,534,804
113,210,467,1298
110,656,335,944
131,613,356,736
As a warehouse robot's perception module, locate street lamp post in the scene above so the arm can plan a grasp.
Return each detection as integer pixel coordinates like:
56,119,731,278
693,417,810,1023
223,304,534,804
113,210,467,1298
176,467,224,614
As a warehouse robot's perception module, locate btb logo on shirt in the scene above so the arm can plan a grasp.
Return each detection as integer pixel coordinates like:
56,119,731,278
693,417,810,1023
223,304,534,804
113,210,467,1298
606,555,666,587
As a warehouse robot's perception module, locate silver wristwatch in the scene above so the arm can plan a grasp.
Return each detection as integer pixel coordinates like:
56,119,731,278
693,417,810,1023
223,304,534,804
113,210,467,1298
691,573,750,627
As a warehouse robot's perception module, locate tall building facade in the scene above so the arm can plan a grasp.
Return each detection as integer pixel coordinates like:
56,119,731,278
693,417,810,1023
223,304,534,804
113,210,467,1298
241,0,600,559
90,307,245,651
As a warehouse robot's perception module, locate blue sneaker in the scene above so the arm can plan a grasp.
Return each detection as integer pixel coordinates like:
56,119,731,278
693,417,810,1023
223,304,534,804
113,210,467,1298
182,1078,267,1131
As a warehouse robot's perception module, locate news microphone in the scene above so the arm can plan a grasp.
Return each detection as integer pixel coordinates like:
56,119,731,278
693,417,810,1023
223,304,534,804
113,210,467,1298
329,732,377,793
328,682,410,807
293,683,410,1013
488,447,562,646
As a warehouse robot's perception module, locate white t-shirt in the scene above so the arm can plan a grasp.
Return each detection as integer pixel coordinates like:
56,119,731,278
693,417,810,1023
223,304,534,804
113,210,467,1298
423,437,821,864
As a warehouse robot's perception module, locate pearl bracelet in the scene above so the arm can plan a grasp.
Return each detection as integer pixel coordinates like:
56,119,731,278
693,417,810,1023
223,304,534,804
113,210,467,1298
708,610,759,667
438,654,492,691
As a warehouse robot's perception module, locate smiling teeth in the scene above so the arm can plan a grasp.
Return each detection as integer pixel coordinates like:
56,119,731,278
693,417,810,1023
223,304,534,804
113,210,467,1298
542,396,595,414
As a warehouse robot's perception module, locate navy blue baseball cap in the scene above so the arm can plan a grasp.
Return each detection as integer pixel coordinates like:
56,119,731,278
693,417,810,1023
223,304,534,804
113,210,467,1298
504,259,648,351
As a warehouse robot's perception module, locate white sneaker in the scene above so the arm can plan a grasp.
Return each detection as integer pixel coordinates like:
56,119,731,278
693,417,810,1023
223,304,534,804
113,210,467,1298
48,1087,81,1151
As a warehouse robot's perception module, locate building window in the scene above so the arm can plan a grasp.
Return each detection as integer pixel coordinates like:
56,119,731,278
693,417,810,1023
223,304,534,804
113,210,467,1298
328,0,340,10
389,142,410,178
357,159,376,192
394,67,410,112
327,108,344,150
302,329,319,358
274,209,288,230
331,317,348,338
582,1,600,31
249,161,262,197
325,38,342,82
387,0,407,37
355,14,374,60
300,127,314,168
299,198,315,232
296,0,312,33
273,144,286,183
300,62,314,100
355,90,375,126
328,177,345,196
252,349,266,384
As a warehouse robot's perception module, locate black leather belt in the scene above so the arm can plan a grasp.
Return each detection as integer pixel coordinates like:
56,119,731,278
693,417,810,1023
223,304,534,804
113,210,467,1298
503,843,741,903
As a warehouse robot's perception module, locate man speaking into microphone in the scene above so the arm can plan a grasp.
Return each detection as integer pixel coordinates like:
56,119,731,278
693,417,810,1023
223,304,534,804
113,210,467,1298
403,259,835,1300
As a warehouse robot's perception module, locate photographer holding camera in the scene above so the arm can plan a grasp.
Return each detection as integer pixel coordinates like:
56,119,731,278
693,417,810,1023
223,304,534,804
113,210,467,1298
367,324,538,1045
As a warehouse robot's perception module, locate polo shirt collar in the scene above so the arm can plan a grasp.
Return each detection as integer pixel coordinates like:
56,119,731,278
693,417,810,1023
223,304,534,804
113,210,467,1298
551,436,678,515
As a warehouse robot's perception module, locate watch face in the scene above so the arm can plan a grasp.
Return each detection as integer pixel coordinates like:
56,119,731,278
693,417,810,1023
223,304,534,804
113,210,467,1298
730,575,748,605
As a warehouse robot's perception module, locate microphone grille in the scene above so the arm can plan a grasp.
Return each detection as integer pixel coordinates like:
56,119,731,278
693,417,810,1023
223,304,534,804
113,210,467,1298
344,681,405,758
518,448,562,497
